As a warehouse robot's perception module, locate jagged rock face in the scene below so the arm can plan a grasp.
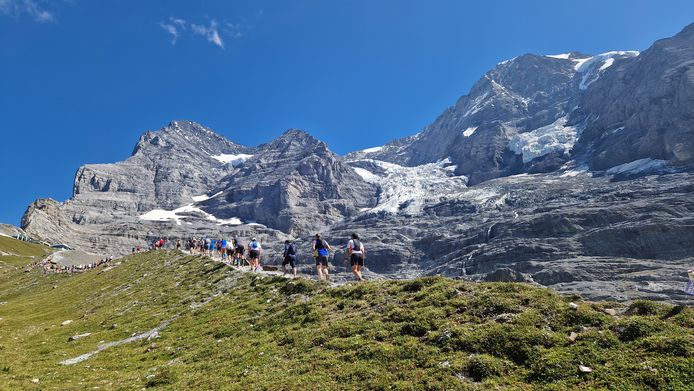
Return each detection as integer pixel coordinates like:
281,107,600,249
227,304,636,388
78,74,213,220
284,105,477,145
574,24,694,170
356,52,642,184
405,54,578,179
71,120,253,218
201,130,378,234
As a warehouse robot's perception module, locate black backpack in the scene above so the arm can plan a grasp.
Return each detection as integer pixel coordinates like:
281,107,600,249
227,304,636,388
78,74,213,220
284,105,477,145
286,243,296,256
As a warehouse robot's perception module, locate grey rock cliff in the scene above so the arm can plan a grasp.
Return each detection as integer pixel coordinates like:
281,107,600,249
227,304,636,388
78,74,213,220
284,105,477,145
574,23,694,170
200,129,378,234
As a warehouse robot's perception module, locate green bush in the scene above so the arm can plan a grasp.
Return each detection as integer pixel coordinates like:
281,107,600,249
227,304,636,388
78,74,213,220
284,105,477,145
465,354,509,382
639,335,693,356
627,300,668,316
527,348,576,382
615,318,663,342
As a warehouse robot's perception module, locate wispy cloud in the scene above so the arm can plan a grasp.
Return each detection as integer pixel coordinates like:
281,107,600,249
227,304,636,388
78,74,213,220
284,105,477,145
159,17,186,45
191,19,224,48
160,15,256,49
0,0,57,22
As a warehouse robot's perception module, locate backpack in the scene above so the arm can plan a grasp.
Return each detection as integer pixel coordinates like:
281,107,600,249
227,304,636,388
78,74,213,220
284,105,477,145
250,241,259,250
316,239,329,257
286,243,296,256
351,239,362,253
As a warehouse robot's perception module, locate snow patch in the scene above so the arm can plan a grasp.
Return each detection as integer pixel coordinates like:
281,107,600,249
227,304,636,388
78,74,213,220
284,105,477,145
139,203,242,226
508,117,578,163
463,127,478,137
575,51,640,90
606,159,668,176
211,153,253,166
191,191,223,203
353,167,381,183
361,146,384,154
546,53,572,59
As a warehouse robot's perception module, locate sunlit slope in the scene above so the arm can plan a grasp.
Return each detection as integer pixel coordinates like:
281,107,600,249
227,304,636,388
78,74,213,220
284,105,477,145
0,251,692,390
0,236,51,268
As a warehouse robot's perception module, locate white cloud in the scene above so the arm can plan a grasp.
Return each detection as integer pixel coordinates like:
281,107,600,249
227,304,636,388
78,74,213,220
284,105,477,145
191,19,224,48
160,16,186,45
161,15,254,49
0,0,56,22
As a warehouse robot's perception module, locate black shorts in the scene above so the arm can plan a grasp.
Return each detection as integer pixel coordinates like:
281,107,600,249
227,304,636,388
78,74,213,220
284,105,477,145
350,254,364,266
315,255,328,267
282,255,296,268
235,247,245,255
249,250,260,259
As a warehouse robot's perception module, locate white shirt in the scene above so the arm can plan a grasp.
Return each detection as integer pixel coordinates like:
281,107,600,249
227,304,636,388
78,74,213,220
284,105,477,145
348,239,364,255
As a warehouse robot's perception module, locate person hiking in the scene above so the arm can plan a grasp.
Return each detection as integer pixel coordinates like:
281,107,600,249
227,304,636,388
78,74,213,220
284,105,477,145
221,238,228,261
210,238,216,257
234,239,246,267
248,238,262,271
347,233,366,281
312,233,332,281
176,239,182,251
282,240,298,277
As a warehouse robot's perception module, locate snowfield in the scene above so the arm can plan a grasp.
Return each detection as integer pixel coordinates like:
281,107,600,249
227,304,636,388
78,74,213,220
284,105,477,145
463,126,478,137
606,158,669,176
211,153,254,166
139,203,242,226
361,146,384,154
508,117,579,163
351,159,468,215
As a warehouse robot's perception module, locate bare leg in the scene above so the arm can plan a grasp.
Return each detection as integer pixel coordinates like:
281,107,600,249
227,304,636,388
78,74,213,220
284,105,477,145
352,264,361,281
323,265,330,282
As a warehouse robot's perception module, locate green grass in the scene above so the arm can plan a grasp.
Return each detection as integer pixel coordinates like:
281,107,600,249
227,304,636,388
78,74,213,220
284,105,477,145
0,236,52,268
0,250,692,390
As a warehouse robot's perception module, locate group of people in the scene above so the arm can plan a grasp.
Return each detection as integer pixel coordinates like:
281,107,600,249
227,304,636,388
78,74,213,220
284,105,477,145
182,237,264,270
283,233,366,281
146,232,367,281
37,256,114,274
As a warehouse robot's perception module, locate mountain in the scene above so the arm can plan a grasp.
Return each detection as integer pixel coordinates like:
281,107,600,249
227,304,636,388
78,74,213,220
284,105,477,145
199,129,377,234
20,23,694,302
353,51,640,184
573,23,694,170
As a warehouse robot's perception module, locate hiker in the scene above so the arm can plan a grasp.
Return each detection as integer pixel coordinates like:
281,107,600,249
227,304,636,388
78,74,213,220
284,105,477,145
221,238,228,261
226,242,234,264
248,238,262,271
210,238,216,257
347,233,366,281
685,270,694,296
176,239,182,251
282,239,298,277
312,233,332,281
234,239,246,267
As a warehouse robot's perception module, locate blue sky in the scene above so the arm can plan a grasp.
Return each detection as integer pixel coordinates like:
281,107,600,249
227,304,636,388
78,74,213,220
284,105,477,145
1,0,693,226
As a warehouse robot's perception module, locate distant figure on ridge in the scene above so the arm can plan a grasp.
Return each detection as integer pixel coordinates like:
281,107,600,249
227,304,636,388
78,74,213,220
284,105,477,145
312,233,332,281
234,239,246,267
282,239,298,277
248,237,262,271
347,233,366,281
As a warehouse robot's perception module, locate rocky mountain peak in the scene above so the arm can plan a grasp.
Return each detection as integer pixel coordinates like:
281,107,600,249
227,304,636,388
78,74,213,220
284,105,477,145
258,128,331,158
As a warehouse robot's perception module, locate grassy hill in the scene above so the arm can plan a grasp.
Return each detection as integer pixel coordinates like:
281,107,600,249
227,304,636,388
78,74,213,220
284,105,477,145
0,250,692,390
0,235,52,268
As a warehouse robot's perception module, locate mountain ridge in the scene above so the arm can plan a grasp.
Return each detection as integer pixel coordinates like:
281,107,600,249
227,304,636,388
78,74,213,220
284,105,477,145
19,22,694,302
